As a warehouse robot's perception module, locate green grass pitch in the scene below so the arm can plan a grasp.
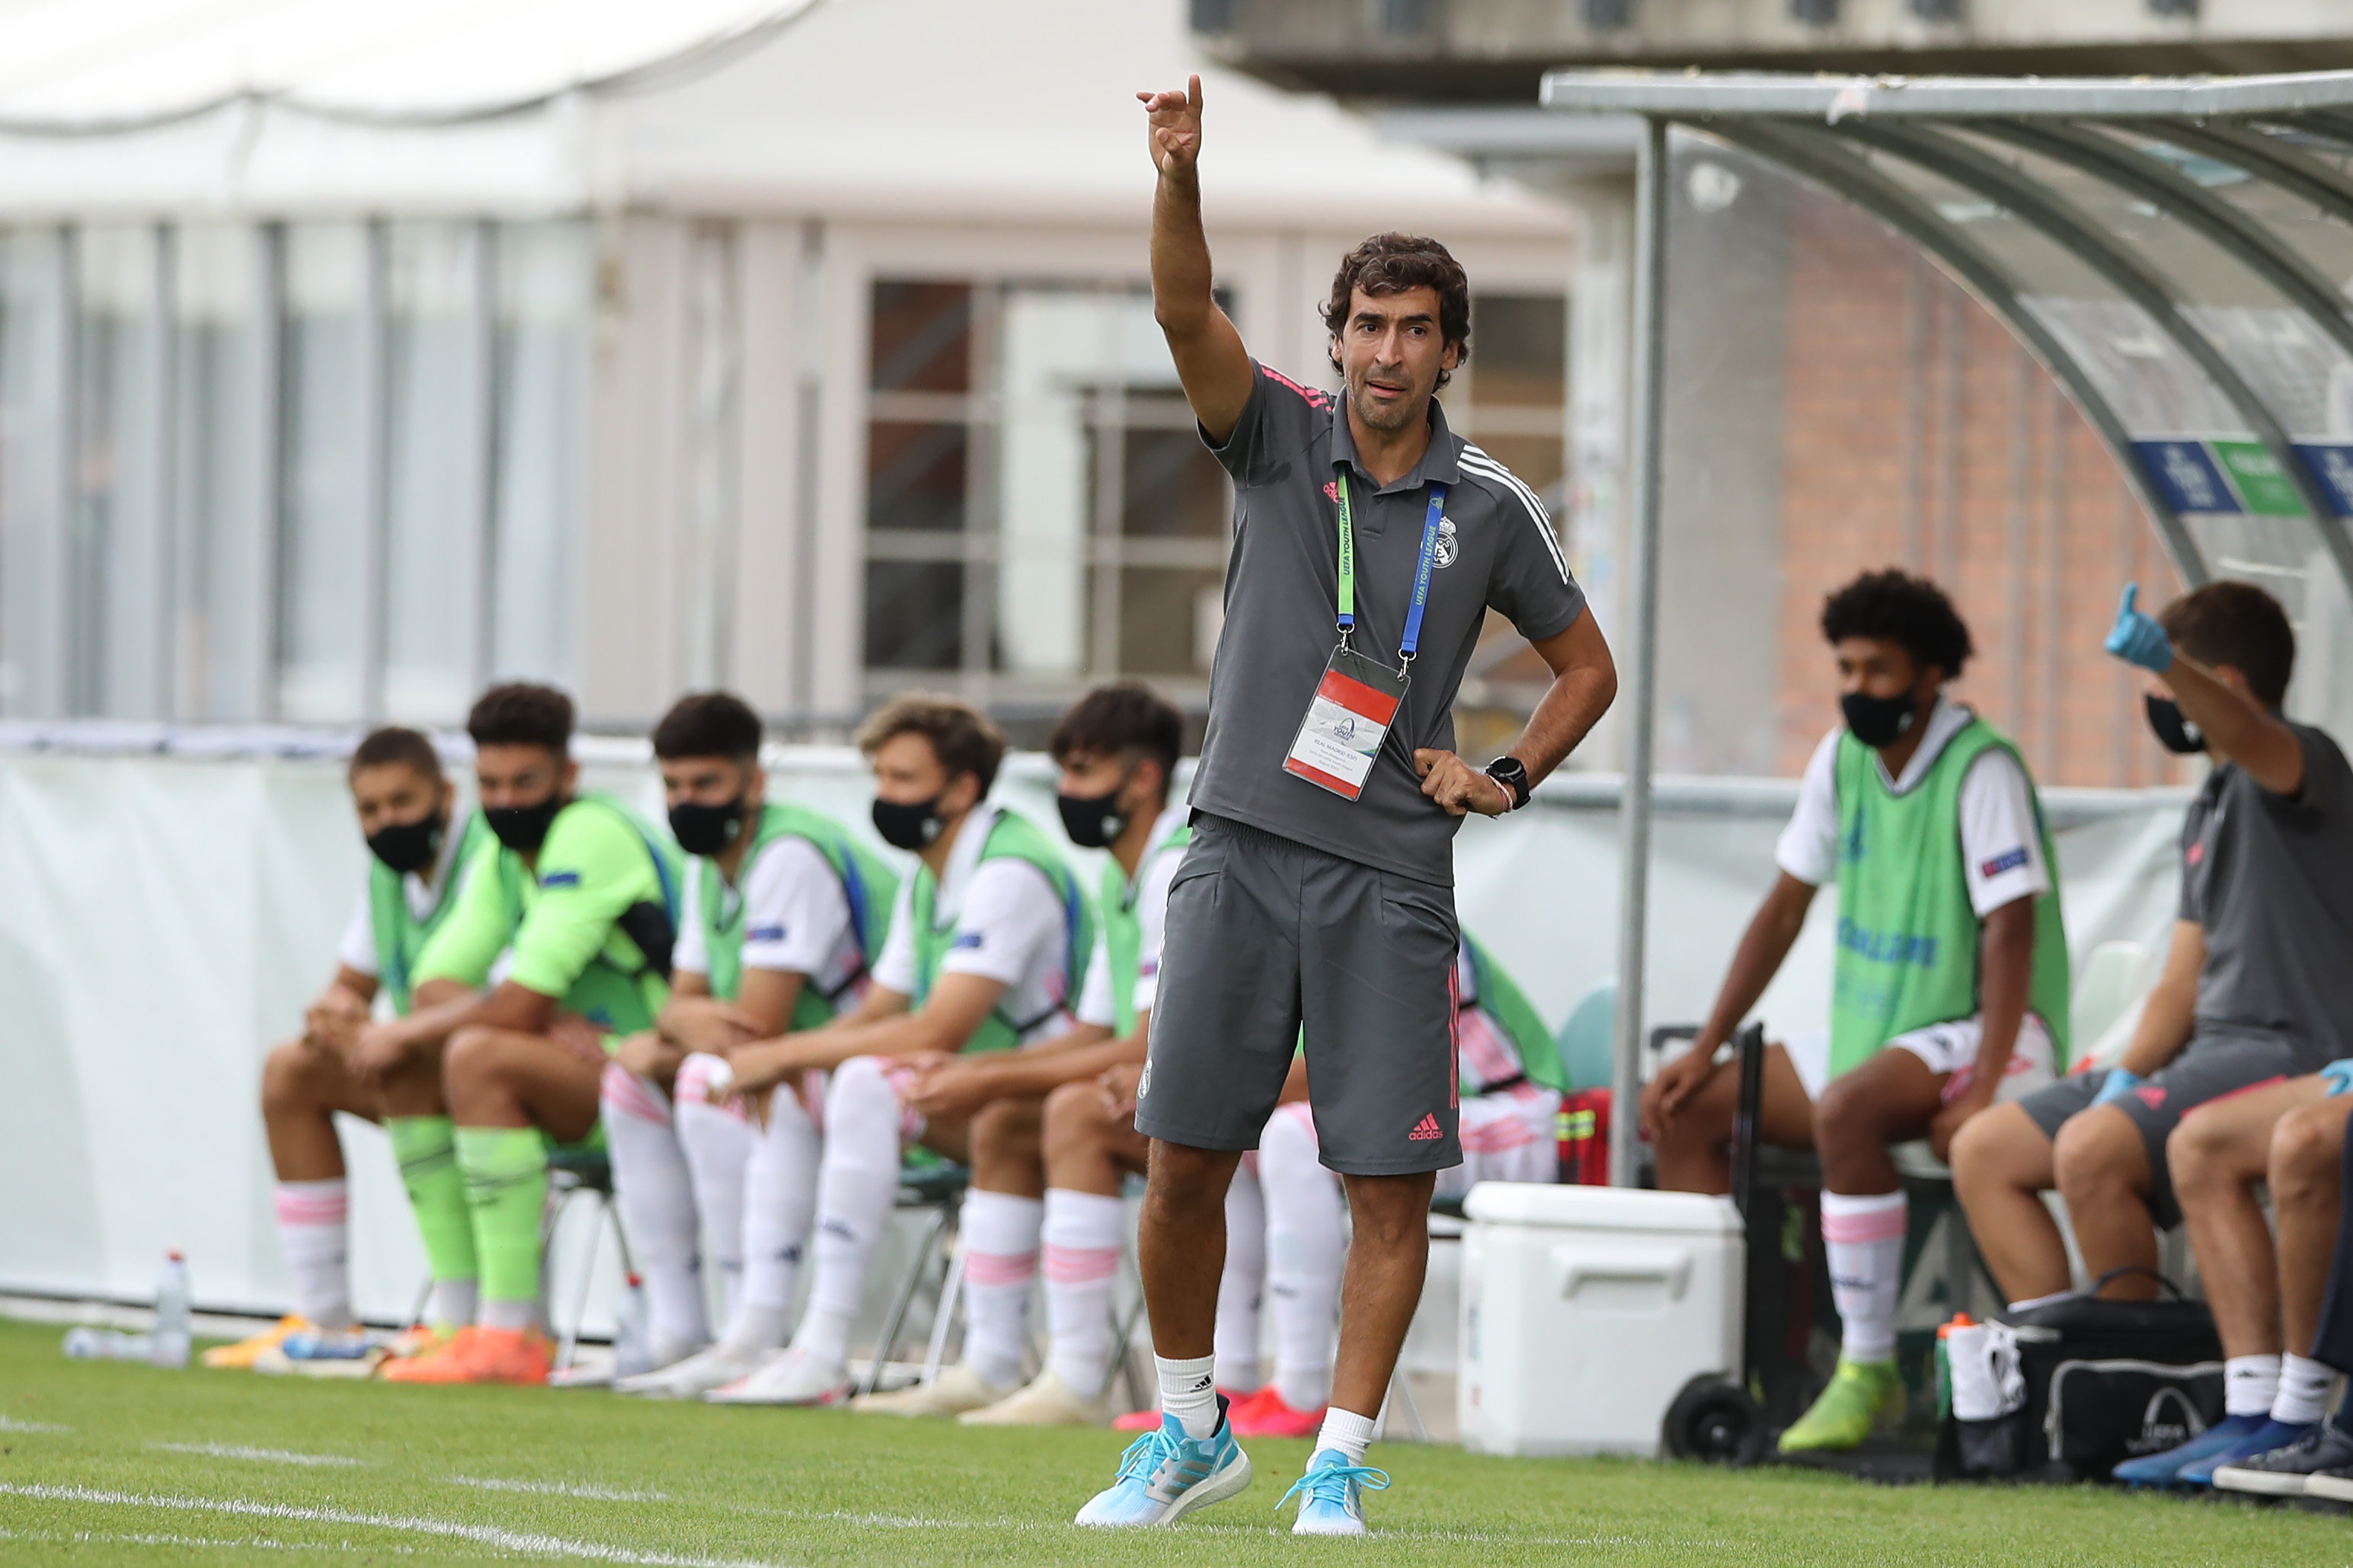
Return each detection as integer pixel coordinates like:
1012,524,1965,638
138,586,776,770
0,1317,2345,1565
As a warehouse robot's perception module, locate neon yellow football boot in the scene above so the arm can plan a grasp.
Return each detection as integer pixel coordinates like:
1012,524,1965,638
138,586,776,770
1776,1358,1905,1453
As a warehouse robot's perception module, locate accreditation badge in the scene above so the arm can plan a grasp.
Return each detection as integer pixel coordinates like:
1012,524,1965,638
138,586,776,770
1283,643,1408,801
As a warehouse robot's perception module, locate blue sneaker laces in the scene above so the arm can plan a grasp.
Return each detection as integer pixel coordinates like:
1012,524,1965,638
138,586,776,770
1111,1429,1176,1483
1278,1460,1391,1514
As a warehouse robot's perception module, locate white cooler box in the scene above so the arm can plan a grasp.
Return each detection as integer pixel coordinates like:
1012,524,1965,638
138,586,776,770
1459,1182,1744,1457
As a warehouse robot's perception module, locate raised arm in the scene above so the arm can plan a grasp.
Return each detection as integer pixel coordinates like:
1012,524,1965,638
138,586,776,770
1139,74,1252,442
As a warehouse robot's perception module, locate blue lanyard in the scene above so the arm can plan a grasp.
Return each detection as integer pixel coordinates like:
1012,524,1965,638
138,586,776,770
1332,464,1448,675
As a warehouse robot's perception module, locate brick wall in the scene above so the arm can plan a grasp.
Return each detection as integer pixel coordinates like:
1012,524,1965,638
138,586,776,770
1775,188,2185,789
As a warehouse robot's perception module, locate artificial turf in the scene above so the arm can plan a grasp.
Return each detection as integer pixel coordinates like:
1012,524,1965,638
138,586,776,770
0,1316,2343,1566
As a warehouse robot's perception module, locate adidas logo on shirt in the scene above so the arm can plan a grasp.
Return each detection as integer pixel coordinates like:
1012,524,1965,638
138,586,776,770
1408,1113,1443,1142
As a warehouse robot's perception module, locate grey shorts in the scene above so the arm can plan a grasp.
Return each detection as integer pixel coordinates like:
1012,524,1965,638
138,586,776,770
1135,812,1462,1176
2017,1030,2306,1228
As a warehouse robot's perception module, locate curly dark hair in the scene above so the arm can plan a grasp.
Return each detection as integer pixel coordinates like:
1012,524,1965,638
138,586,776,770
653,691,762,764
855,692,1008,797
1322,233,1471,388
1050,682,1184,782
2160,581,2295,709
1820,569,1974,679
467,682,574,756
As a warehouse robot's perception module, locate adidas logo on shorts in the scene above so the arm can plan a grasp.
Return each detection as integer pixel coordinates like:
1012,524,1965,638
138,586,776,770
1408,1113,1443,1142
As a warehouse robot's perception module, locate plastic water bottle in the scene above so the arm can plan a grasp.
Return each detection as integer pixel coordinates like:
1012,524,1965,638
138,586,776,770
152,1251,192,1369
612,1272,652,1378
62,1327,152,1359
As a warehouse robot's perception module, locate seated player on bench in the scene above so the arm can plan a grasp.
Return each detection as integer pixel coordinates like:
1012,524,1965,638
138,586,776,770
1642,569,2070,1455
604,691,897,1398
1956,580,2353,1487
849,682,1191,1424
704,694,1093,1408
209,727,491,1374
369,683,681,1387
2207,1072,2353,1497
1236,934,1562,1438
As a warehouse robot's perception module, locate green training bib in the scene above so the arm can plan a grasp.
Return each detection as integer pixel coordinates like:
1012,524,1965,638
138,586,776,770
1098,818,1192,1039
697,801,900,1030
1828,717,2072,1080
908,808,1094,1055
368,812,494,1016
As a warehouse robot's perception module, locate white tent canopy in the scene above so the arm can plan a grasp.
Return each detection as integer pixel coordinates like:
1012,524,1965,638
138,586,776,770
0,0,1574,228
0,0,816,126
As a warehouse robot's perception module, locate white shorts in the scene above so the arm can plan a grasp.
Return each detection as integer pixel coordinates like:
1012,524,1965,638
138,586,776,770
1434,1084,1562,1199
1782,1015,2057,1107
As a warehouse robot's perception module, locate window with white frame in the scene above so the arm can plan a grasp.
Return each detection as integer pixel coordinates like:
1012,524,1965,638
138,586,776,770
862,280,1234,707
0,218,590,727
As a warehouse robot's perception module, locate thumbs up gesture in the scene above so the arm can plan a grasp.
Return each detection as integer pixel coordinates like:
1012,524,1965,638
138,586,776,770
2102,583,2174,673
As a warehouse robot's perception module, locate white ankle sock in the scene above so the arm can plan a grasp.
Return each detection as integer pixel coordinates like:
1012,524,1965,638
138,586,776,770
2227,1352,2284,1418
427,1279,477,1330
723,1086,821,1356
1821,1190,1906,1364
1261,1108,1343,1411
599,1064,709,1352
1316,1406,1376,1466
2275,1353,2333,1426
1157,1353,1220,1439
480,1298,536,1332
1214,1163,1266,1392
961,1189,1043,1390
793,1056,904,1369
675,1054,755,1317
273,1180,354,1329
1042,1188,1125,1397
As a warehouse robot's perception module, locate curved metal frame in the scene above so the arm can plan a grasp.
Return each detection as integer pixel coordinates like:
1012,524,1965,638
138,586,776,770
1700,119,2207,586
1830,120,2353,592
2134,120,2353,229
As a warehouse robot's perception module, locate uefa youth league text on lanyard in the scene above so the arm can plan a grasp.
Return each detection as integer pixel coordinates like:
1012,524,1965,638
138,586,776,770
1283,467,1447,801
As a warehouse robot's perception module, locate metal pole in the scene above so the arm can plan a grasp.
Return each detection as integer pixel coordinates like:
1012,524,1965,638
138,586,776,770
1609,116,1667,1189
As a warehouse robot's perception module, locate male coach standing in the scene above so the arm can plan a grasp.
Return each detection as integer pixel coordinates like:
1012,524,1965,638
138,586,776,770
1077,76,1616,1535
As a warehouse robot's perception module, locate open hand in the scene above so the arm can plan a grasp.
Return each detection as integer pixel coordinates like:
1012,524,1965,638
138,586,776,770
547,1012,609,1069
1136,73,1203,180
1929,1081,1997,1163
347,1020,411,1086
658,996,766,1055
612,1030,684,1084
1638,1040,1720,1142
1414,749,1511,817
1099,1062,1145,1121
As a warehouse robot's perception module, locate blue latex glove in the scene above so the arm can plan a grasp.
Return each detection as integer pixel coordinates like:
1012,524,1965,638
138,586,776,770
2103,583,2174,672
2322,1059,2353,1098
2092,1068,2145,1108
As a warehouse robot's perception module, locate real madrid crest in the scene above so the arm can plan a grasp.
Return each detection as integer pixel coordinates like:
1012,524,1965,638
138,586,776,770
1433,516,1459,569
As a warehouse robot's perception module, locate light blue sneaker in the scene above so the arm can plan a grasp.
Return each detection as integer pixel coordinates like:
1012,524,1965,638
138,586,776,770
1073,1399,1252,1528
2112,1412,2265,1487
254,1327,384,1379
1279,1447,1391,1537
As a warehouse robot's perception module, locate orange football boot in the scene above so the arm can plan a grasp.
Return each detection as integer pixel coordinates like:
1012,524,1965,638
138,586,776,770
379,1325,551,1386
201,1315,311,1371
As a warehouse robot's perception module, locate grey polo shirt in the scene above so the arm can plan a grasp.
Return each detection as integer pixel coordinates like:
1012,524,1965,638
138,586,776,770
2179,720,2353,1068
1187,361,1587,886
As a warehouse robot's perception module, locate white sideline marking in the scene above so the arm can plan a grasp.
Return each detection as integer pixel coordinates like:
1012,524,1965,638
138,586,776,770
0,1415,68,1432
154,1442,363,1467
0,1484,794,1567
446,1475,670,1503
0,1525,424,1555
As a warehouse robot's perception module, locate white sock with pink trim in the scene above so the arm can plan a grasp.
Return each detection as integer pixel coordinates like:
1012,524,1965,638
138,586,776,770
961,1189,1043,1391
599,1063,709,1356
1042,1188,1126,1397
1821,1190,1907,1364
273,1179,354,1329
675,1052,754,1317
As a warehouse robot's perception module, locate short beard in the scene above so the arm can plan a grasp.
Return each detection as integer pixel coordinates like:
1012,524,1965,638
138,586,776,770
1348,376,1425,433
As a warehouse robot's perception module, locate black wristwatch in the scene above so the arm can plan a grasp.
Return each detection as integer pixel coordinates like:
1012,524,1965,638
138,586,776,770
1485,755,1530,811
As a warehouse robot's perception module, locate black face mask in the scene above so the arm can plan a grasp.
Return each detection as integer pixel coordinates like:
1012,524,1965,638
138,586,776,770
485,794,563,853
366,809,446,876
2145,694,2207,755
872,794,946,852
1057,783,1130,851
1840,690,1920,750
669,797,749,858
